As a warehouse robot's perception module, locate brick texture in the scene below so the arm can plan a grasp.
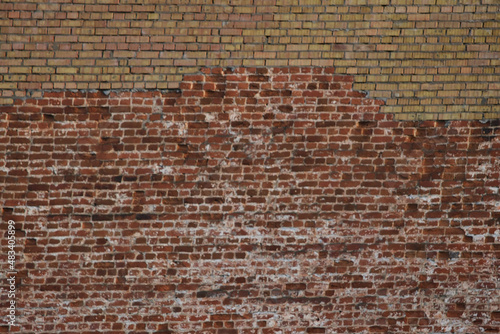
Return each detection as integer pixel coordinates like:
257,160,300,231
0,67,499,333
0,0,499,119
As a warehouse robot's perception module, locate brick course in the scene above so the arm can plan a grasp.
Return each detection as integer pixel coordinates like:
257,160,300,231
1,0,499,119
1,67,499,333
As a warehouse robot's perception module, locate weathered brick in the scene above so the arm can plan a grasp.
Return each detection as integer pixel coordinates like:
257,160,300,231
1,63,499,334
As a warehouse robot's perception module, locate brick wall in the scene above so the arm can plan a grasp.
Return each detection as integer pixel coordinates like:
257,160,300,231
1,0,500,332
1,0,499,120
1,67,499,333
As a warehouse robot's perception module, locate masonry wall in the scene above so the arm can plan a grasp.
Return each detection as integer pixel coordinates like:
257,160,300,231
0,67,499,333
0,0,499,119
1,0,500,334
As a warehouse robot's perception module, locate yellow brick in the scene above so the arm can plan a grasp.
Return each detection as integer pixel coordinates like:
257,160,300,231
142,75,166,81
242,59,265,66
74,75,96,82
385,106,403,114
159,51,182,59
109,51,134,58
377,60,399,68
321,52,344,59
287,44,309,52
288,59,312,66
356,60,380,67
464,112,484,120
288,29,312,36
148,13,160,20
422,105,446,113
197,36,220,43
324,22,349,30
184,51,206,58
354,68,370,75
253,51,276,58
104,67,130,74
31,67,54,74
341,14,364,21
244,37,267,45
299,51,322,58
96,74,119,82
88,59,115,67
469,106,492,113
265,59,289,66
399,91,416,98
336,60,355,67
348,21,371,29
37,3,61,11
443,83,465,90
77,51,101,59
51,75,74,81
258,45,281,52
197,59,221,67
176,67,198,74
376,83,398,91
456,74,477,82
110,82,125,89
416,113,438,121
446,28,470,36
219,59,241,67
445,105,468,113
471,28,493,36
61,4,84,11
206,51,228,59
56,67,79,74
399,83,420,91
153,21,176,29
148,59,172,67
4,73,27,81
264,29,285,36
438,90,460,97
274,14,296,21
436,113,458,120
233,7,254,14
484,113,500,119
298,0,323,6
277,51,298,59
354,83,375,91
9,67,31,74
311,59,334,66
366,75,387,82
0,83,17,89
465,83,489,91
416,91,439,98
319,14,340,21
152,67,177,74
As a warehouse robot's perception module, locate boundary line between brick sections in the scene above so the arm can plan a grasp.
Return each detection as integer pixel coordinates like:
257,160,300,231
4,65,500,122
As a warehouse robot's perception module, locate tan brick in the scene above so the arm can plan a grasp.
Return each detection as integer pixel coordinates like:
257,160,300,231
102,67,129,74
0,0,497,121
73,75,96,82
242,59,265,66
0,82,17,89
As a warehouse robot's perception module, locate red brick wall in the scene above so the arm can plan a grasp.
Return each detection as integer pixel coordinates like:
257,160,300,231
1,67,499,333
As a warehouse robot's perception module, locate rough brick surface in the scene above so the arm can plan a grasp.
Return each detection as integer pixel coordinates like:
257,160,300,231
0,67,499,333
0,0,499,119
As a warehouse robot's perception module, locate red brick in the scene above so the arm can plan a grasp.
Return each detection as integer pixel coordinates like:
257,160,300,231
1,67,498,334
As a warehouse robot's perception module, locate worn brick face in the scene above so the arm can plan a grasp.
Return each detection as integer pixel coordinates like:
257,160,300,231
0,67,499,333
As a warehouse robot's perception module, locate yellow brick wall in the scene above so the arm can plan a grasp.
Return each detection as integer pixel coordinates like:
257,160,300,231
0,0,499,119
